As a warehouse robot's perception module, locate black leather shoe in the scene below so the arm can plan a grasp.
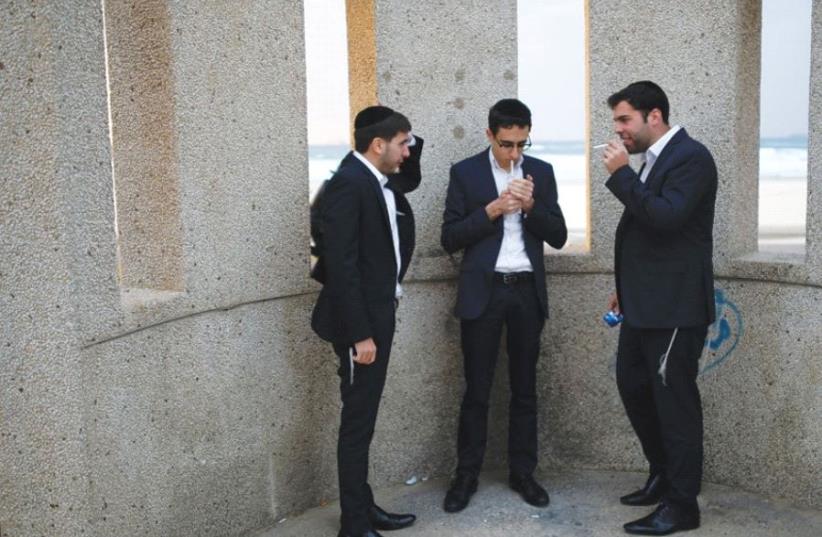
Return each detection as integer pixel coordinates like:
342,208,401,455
620,474,668,506
443,474,478,513
509,473,550,507
337,530,384,537
367,504,416,530
623,503,700,535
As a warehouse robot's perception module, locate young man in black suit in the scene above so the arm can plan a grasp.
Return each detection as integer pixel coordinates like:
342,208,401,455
311,106,422,537
441,99,567,513
602,81,718,535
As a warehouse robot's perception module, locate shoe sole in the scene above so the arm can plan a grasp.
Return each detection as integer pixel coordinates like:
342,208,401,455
509,482,550,507
620,497,664,506
623,521,700,535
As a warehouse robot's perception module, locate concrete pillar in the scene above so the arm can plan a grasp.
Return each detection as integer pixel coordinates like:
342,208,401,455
0,2,114,535
807,1,822,277
370,0,518,277
589,0,761,270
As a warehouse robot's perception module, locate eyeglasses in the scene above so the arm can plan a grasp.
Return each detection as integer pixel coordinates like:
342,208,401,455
495,136,532,152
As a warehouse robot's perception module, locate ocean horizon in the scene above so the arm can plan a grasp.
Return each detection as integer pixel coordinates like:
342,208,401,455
308,137,808,251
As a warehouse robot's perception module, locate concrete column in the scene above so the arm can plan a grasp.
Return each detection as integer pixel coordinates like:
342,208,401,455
807,1,822,276
0,1,115,535
588,0,761,270
370,0,518,278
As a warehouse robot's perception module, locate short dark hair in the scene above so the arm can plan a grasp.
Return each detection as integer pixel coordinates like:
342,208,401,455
607,81,670,124
353,112,411,153
488,98,532,134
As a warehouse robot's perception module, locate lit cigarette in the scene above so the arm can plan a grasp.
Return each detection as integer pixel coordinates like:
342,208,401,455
509,161,514,176
593,143,609,149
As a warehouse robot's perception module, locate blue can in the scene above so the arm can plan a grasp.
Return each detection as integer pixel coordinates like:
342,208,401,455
603,310,623,327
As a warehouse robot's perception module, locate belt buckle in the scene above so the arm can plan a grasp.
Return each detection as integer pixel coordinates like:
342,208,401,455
503,273,516,285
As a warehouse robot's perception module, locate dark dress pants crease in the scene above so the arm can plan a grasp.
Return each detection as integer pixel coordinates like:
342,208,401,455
456,278,545,478
616,322,708,508
333,302,396,534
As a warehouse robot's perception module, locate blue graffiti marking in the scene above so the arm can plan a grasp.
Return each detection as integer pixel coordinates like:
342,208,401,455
701,288,743,375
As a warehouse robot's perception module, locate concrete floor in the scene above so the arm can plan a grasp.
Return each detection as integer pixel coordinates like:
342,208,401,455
256,469,822,537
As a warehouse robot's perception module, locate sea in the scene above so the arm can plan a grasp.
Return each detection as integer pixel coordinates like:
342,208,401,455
309,138,808,251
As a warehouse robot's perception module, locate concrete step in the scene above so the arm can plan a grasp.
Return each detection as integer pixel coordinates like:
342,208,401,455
257,469,821,537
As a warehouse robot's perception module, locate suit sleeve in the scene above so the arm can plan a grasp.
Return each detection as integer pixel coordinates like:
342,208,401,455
523,165,567,249
440,165,498,254
605,149,716,231
322,175,372,343
387,135,424,194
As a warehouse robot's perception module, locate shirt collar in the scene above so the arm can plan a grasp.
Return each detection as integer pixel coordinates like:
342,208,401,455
644,124,681,162
488,147,524,173
353,151,388,187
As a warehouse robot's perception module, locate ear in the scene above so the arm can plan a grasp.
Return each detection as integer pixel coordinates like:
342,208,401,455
649,108,663,126
485,128,494,144
370,137,385,155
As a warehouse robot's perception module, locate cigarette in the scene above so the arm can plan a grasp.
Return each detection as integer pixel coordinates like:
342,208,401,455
509,161,514,176
593,143,609,149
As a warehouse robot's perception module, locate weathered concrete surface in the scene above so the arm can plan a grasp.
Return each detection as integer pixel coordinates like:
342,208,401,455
257,469,822,537
539,276,822,508
2,1,821,537
808,0,822,271
588,0,761,269
373,0,518,280
2,1,315,536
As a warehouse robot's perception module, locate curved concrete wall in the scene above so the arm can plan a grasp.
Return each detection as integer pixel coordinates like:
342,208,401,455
1,1,820,537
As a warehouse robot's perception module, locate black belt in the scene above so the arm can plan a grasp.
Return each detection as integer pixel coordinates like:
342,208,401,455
493,271,534,285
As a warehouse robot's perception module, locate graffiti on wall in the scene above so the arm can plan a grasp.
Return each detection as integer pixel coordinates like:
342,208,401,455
606,288,743,378
700,288,743,375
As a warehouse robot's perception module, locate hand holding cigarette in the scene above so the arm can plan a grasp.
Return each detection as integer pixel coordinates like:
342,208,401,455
602,139,629,174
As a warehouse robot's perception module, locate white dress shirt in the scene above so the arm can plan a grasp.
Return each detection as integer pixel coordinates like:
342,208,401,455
353,152,403,298
489,149,533,273
639,125,681,183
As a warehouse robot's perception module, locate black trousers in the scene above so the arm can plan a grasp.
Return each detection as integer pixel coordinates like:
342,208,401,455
616,322,708,508
333,303,395,534
455,277,545,478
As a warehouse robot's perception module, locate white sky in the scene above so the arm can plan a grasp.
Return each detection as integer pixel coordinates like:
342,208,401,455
761,0,812,139
303,0,350,145
304,0,813,145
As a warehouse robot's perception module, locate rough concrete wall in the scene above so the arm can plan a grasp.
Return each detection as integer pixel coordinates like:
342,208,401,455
539,276,822,508
808,0,822,269
1,2,111,536
373,0,519,277
588,0,761,268
79,2,317,536
2,2,821,537
364,0,822,512
2,1,321,536
103,0,185,291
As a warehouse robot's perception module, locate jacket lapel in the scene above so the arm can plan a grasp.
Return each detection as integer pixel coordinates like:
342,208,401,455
477,149,502,203
644,128,688,191
351,155,393,234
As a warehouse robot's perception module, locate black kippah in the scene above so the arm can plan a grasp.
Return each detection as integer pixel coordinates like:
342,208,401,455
354,106,394,129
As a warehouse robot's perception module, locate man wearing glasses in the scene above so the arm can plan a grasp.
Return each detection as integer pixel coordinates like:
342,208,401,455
441,99,567,513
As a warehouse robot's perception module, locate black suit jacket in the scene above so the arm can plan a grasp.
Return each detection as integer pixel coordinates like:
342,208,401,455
607,128,717,329
311,140,422,344
441,150,567,320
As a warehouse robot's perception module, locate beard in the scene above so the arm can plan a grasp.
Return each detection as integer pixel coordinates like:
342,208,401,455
378,154,401,175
